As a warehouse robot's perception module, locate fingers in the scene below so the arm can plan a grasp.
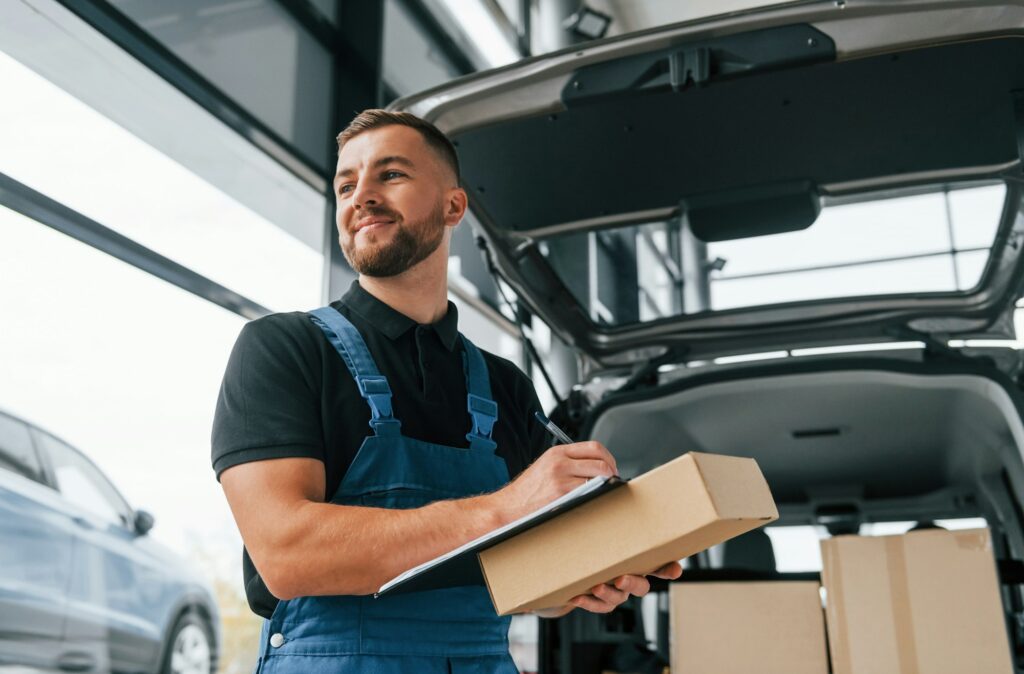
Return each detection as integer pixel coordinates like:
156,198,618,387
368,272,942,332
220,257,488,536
571,594,616,613
566,458,617,479
559,441,619,475
612,574,651,597
592,581,629,605
570,575,652,614
649,561,683,580
568,569,682,616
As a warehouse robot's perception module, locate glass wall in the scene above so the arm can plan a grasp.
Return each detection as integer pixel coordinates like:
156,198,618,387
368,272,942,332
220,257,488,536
0,1,538,671
0,1,329,670
0,206,259,670
0,49,323,313
110,0,334,169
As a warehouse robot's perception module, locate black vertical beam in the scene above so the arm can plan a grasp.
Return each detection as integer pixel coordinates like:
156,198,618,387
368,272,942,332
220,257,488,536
323,2,386,302
519,0,532,56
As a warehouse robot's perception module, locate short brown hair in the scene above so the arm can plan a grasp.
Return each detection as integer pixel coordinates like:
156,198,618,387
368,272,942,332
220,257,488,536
337,109,461,186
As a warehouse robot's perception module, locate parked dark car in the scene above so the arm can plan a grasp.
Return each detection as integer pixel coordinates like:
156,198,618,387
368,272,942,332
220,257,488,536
394,1,1024,671
0,408,220,674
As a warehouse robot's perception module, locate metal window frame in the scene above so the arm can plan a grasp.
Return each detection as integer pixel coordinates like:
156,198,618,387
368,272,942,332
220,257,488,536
37,0,516,334
0,170,270,320
276,0,340,50
55,0,333,193
53,0,482,194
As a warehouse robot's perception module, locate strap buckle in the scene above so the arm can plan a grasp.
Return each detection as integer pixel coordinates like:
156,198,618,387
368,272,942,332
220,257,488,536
357,375,397,429
369,417,402,436
467,393,498,438
356,375,392,397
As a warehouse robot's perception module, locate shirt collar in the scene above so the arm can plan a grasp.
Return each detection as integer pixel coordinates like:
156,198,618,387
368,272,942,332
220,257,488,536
339,280,460,352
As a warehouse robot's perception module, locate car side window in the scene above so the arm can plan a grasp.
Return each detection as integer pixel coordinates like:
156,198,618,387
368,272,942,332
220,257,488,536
35,432,131,527
0,412,44,484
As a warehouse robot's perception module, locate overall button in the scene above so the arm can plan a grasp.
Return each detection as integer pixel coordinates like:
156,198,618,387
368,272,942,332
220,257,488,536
270,633,286,648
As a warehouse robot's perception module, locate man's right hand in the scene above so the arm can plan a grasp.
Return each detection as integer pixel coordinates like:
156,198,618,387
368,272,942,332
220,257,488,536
220,441,619,598
490,441,619,523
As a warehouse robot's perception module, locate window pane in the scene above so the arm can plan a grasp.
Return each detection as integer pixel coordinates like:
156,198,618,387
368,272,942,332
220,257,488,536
0,205,247,552
950,184,1005,250
450,295,522,364
0,413,42,483
384,0,464,95
110,0,333,168
537,183,1006,323
711,255,958,311
858,521,917,536
708,191,953,278
0,47,323,313
955,250,989,291
764,525,827,572
36,432,128,526
934,517,988,530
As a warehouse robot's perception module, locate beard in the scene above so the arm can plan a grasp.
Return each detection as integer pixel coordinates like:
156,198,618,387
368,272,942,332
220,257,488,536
341,205,446,277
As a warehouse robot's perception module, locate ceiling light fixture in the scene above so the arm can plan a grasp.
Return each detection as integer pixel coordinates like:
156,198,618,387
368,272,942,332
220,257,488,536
563,5,612,41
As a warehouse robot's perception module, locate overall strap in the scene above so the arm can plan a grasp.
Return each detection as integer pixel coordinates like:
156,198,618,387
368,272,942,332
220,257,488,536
460,335,498,452
308,306,401,437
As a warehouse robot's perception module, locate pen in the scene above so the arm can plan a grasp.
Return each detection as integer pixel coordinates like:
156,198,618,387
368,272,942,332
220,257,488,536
534,411,575,445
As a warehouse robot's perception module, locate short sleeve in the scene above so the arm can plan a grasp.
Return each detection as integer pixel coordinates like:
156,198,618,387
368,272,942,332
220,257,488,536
211,313,325,480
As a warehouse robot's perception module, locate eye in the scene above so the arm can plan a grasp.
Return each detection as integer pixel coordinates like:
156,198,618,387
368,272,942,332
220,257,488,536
338,184,354,195
383,170,405,180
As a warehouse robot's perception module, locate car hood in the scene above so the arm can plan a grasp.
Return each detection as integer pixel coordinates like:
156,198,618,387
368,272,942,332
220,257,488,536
392,0,1024,371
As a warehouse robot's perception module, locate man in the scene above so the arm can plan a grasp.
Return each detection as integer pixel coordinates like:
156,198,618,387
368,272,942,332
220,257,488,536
213,110,681,673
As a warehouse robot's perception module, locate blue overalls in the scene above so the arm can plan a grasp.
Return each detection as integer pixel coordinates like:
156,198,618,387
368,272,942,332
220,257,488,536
253,306,518,674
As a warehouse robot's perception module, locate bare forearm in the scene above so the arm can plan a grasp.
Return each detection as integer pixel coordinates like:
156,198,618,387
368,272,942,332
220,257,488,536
228,440,621,603
261,491,508,599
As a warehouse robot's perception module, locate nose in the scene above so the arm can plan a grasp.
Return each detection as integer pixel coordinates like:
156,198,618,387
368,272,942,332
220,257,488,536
350,177,381,210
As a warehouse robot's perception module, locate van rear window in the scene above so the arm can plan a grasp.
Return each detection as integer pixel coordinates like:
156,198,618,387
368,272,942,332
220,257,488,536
538,182,1006,325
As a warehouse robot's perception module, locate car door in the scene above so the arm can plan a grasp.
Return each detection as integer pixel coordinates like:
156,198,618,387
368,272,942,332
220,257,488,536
33,430,166,674
0,411,75,671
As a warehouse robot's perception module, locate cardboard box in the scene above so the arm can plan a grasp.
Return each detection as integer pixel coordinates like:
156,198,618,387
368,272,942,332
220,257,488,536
478,452,779,615
821,528,1013,674
669,581,829,674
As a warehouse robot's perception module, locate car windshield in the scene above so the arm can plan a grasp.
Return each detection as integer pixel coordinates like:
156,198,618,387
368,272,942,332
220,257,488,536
537,182,1007,325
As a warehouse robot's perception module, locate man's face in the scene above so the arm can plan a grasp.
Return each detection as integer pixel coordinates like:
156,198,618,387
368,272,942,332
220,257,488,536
334,125,460,277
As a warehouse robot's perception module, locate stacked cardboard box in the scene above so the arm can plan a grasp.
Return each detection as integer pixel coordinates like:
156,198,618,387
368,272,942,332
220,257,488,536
821,528,1012,674
670,581,829,673
668,527,1013,673
472,447,1013,671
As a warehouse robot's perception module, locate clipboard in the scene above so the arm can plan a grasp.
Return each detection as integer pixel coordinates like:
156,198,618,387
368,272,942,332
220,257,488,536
376,474,627,597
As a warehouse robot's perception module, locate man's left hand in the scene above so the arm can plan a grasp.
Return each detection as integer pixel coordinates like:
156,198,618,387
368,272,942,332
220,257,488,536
570,561,683,613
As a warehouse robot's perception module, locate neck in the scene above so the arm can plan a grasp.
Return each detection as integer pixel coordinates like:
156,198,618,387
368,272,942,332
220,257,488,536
357,244,450,325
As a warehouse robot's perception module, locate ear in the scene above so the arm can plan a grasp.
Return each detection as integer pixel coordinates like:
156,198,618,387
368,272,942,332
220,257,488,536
443,187,468,228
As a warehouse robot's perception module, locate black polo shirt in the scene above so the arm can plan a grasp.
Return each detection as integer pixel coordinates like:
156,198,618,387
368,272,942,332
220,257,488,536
212,280,550,618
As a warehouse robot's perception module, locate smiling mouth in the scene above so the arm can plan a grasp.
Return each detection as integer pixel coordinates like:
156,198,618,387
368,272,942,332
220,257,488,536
355,219,394,234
